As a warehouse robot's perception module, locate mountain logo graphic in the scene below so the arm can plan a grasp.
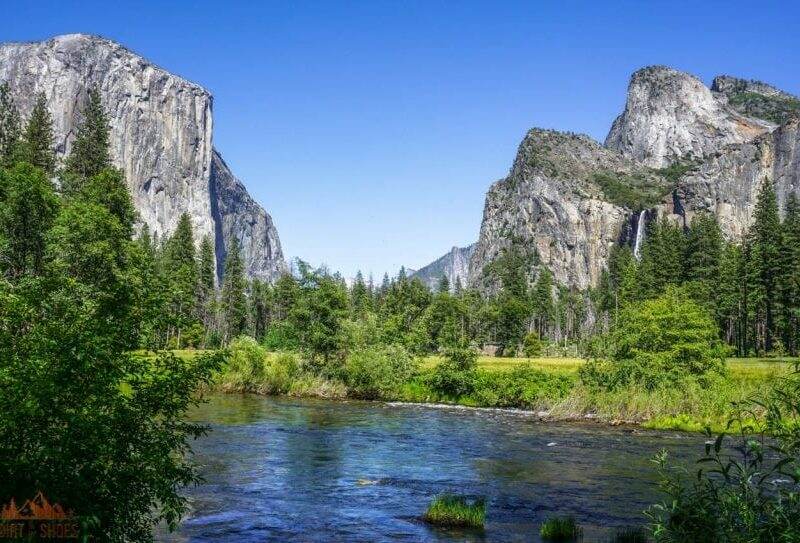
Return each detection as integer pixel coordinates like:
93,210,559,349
0,492,72,520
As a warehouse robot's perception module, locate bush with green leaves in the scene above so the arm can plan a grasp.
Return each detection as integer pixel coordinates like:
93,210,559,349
224,336,267,388
580,286,727,391
473,364,574,408
343,344,417,399
428,347,479,398
523,331,544,357
648,365,800,542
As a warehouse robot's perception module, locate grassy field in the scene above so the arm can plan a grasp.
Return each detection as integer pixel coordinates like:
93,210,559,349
161,348,796,433
423,354,793,378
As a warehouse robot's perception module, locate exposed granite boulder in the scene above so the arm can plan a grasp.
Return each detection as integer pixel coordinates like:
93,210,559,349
0,33,286,280
605,66,771,168
411,244,474,291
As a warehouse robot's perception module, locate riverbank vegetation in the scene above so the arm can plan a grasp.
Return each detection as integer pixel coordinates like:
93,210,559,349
0,85,223,541
539,515,582,541
423,494,486,529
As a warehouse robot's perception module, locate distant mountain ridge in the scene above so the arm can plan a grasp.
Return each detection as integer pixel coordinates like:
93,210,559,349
410,245,474,290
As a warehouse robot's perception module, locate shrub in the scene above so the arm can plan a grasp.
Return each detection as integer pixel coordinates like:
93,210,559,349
260,352,299,394
540,515,582,541
580,287,726,391
473,365,574,408
344,344,417,399
423,493,486,528
224,336,267,389
428,347,478,398
523,332,543,357
647,365,800,542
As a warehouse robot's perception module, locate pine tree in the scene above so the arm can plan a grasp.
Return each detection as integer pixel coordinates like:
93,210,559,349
530,268,554,337
350,270,370,317
0,82,21,167
163,213,198,346
717,243,743,350
437,274,450,293
778,193,800,354
637,219,684,298
63,87,111,190
19,93,55,175
221,237,248,342
749,179,782,353
197,235,217,335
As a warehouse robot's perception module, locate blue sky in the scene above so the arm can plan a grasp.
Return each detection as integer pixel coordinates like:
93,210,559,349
3,1,799,279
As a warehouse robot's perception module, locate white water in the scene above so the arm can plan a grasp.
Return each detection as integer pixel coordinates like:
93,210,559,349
633,210,646,259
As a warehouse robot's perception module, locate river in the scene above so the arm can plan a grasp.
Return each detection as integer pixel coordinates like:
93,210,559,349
157,394,703,542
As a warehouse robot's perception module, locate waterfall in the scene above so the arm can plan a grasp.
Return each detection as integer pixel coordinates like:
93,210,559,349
633,210,646,259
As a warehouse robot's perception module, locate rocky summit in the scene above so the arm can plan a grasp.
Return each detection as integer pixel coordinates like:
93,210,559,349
419,65,800,291
0,34,286,281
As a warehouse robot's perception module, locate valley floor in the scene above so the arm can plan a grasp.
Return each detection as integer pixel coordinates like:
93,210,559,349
159,348,796,434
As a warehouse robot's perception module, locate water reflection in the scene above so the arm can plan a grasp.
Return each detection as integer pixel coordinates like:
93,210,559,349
159,395,701,542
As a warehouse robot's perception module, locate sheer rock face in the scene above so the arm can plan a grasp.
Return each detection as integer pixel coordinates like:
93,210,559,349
0,34,286,281
411,244,474,291
468,130,640,290
210,150,285,280
465,67,798,291
605,66,771,168
669,118,800,239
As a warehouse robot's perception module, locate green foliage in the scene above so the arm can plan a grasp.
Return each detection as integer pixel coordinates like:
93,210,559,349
728,91,800,125
343,344,417,399
63,86,111,186
221,336,299,394
540,515,582,541
648,365,800,542
0,162,59,278
0,120,224,539
422,494,486,528
473,364,573,408
523,331,544,357
581,287,727,391
18,92,55,175
221,237,248,341
289,262,349,368
428,347,478,398
593,170,672,210
0,82,21,167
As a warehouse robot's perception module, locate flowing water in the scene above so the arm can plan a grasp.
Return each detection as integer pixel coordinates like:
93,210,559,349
158,395,703,542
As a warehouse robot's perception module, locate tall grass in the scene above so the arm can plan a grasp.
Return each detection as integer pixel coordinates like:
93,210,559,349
422,493,486,528
540,515,582,541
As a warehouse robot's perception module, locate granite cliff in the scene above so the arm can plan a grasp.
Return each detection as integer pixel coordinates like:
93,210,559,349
418,66,799,292
0,34,286,281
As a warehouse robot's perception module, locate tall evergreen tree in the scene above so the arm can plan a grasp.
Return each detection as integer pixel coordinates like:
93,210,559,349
19,93,55,175
63,87,111,190
197,234,217,334
748,179,782,353
350,270,371,317
221,237,248,342
531,268,554,337
163,213,198,346
778,193,800,354
437,274,450,294
0,82,20,167
637,219,684,298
